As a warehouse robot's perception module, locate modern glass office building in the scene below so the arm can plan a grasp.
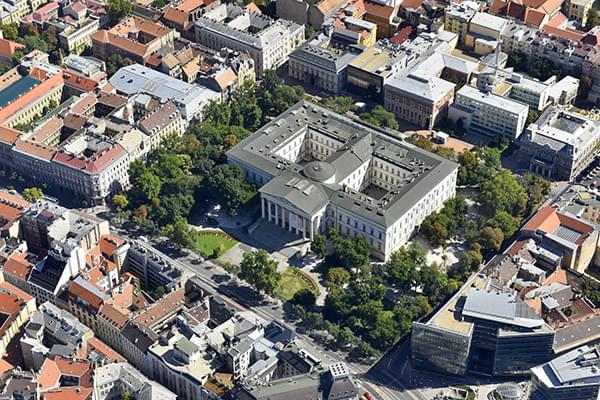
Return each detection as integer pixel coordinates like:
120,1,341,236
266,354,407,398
411,283,555,376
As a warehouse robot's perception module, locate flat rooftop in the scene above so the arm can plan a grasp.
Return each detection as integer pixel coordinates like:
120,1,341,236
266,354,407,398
0,76,41,108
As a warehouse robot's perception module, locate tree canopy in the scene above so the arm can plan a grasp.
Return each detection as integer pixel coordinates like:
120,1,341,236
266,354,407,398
238,250,280,295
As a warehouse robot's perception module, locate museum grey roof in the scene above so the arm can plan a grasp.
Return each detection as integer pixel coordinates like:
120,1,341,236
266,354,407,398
531,345,600,389
291,45,357,73
462,288,545,329
457,85,529,115
227,101,458,227
196,4,302,50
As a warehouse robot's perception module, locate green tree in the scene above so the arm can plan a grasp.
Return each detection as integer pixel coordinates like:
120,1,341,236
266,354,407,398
161,217,194,250
326,267,351,288
519,173,551,213
111,193,129,210
409,135,433,151
204,164,256,215
122,391,134,400
386,244,425,288
106,0,133,25
337,326,358,347
150,286,166,299
320,96,356,114
360,106,399,130
479,226,504,251
311,234,327,258
331,233,371,270
478,169,528,218
507,52,527,72
0,24,18,41
22,187,43,202
238,250,280,295
527,109,540,125
290,288,316,307
486,210,520,238
457,149,479,185
583,277,600,305
106,54,134,76
585,8,600,30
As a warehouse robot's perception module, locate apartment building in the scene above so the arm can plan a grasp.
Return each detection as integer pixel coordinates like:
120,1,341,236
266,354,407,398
567,0,595,27
521,206,600,274
59,18,100,55
449,85,529,140
530,345,600,400
109,64,220,121
0,280,37,359
465,12,508,55
385,74,455,129
412,281,555,376
227,101,458,260
288,33,360,95
91,17,178,64
195,4,304,76
346,44,407,101
93,362,177,400
123,239,183,292
519,107,600,180
477,68,551,111
444,1,479,45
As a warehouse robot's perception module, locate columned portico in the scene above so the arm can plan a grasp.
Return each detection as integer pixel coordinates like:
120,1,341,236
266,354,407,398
260,195,323,241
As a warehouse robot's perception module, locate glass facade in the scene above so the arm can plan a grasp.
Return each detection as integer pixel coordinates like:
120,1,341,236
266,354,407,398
411,322,472,376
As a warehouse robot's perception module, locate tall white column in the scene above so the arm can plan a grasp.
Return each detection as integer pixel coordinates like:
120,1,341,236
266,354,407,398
261,198,265,219
274,204,279,225
289,211,293,232
267,199,272,222
309,217,314,240
302,217,307,240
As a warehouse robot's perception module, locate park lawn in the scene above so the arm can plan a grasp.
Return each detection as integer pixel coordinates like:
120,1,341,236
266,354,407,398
194,231,237,256
276,269,319,301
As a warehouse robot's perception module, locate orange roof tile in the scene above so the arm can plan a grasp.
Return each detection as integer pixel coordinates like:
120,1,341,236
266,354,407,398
0,125,21,144
54,358,92,382
38,358,61,390
317,0,345,14
99,234,126,257
0,281,33,302
78,337,125,362
0,38,25,58
0,71,64,125
163,6,187,25
43,387,92,400
525,8,546,26
98,303,129,329
543,268,568,286
543,25,586,42
522,206,561,232
29,117,63,144
245,2,261,13
0,358,13,376
3,252,34,280
63,72,98,92
176,0,215,12
133,287,185,328
68,281,104,311
14,140,56,161
364,0,395,18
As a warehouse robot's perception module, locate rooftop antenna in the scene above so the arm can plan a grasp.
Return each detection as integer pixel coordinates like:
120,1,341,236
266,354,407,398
494,39,502,76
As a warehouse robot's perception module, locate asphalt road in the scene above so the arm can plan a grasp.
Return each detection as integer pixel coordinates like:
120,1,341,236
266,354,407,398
114,227,431,400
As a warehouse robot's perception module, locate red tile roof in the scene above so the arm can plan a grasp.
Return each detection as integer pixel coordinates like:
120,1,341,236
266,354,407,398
0,125,21,145
63,72,98,92
245,2,261,13
53,144,127,174
43,387,92,400
4,252,34,280
0,38,25,58
364,0,395,18
68,281,104,311
14,140,56,161
99,234,126,257
0,70,64,125
78,337,125,362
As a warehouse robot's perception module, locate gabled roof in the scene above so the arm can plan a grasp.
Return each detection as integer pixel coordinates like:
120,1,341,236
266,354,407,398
0,38,25,57
42,387,92,400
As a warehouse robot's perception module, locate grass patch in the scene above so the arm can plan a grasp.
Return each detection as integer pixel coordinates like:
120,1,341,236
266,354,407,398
193,230,237,258
276,268,319,301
